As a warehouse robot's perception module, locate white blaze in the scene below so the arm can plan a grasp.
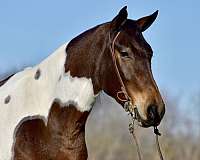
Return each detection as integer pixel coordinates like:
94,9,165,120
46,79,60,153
0,43,96,160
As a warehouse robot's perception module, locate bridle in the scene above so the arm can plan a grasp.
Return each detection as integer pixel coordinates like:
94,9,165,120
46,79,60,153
108,29,165,160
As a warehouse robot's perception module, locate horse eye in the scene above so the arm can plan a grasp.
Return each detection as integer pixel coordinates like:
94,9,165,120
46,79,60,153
120,51,129,57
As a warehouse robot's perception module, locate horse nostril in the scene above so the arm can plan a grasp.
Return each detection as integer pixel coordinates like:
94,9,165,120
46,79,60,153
147,105,160,125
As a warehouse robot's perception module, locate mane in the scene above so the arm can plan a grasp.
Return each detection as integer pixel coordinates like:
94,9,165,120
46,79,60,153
66,22,109,52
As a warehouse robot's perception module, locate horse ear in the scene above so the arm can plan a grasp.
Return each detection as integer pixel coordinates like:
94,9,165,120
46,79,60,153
110,6,128,33
136,10,158,32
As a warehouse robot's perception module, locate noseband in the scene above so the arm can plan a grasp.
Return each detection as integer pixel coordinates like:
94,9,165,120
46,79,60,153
108,30,164,160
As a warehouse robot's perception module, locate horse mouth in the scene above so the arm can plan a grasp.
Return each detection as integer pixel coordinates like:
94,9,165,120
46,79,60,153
133,108,160,128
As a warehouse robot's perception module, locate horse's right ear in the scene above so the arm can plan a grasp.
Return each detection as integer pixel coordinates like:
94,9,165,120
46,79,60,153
110,6,128,33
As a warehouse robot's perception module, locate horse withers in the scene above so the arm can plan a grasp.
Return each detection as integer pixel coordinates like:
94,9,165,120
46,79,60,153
0,6,165,160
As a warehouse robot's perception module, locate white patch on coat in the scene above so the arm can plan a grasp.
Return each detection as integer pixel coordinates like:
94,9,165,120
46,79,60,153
0,43,96,160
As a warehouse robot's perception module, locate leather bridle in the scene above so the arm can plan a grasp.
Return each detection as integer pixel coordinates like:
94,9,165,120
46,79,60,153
108,30,164,160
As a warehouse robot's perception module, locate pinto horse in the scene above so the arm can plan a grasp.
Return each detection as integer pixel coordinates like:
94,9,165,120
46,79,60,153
0,6,165,160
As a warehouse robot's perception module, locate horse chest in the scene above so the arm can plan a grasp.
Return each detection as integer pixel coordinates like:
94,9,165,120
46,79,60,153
0,43,96,160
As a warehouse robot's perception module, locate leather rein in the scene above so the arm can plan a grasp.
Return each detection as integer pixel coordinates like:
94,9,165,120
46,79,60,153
109,30,164,160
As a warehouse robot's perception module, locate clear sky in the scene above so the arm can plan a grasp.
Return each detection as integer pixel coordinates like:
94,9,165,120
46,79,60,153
0,0,199,100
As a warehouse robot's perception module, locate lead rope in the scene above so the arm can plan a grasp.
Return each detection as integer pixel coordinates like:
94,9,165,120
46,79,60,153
154,127,164,160
109,31,164,160
128,109,143,160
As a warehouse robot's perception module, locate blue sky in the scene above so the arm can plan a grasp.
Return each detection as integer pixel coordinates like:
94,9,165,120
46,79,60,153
0,0,199,100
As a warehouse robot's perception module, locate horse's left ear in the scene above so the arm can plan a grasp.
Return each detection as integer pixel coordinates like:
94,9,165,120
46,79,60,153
136,10,158,32
110,6,128,33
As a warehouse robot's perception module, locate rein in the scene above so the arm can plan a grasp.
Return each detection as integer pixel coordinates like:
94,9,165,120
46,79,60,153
109,30,164,160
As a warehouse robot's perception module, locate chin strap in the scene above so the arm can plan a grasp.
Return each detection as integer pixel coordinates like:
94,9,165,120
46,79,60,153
109,31,164,160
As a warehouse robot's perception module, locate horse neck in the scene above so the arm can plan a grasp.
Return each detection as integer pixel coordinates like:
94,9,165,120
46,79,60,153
60,23,124,139
65,24,111,94
65,23,122,100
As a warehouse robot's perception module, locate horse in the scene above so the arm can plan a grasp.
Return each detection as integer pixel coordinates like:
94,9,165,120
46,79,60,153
0,6,165,160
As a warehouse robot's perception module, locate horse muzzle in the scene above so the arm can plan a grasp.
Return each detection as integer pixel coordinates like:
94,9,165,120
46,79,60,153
134,104,165,128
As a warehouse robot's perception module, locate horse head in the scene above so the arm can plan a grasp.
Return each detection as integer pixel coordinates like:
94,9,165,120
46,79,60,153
101,7,165,128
